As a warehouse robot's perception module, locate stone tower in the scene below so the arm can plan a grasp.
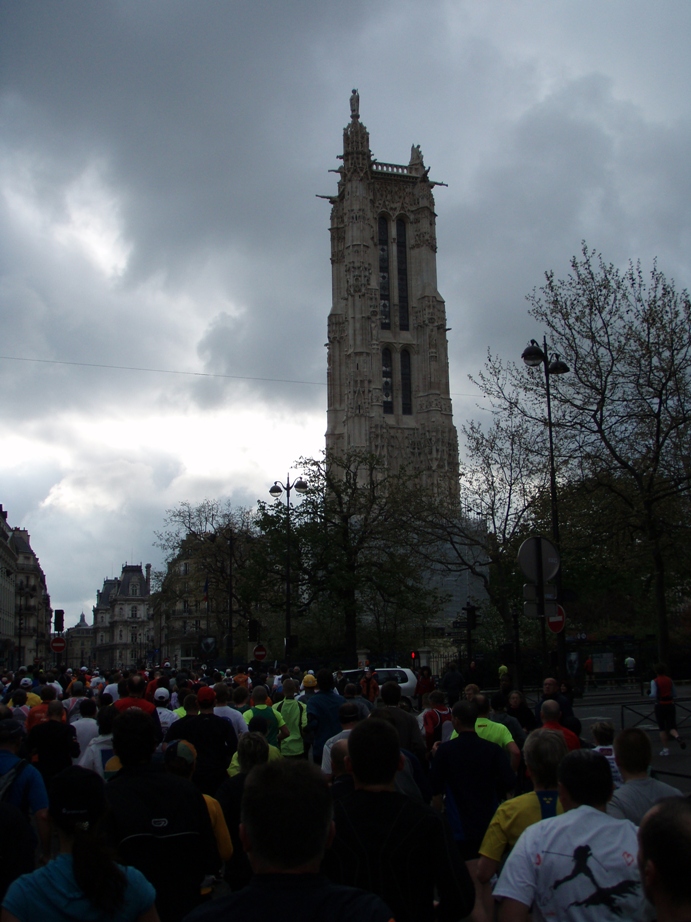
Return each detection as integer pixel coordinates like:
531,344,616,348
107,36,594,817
324,91,460,500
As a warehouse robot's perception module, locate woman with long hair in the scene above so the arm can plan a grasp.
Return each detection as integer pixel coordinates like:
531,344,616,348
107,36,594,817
1,766,158,922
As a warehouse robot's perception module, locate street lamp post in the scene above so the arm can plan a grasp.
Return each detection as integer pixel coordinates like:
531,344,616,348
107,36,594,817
269,474,308,659
522,336,569,678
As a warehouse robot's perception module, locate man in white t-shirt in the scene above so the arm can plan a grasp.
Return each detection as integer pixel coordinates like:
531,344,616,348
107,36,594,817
494,749,645,922
153,687,180,735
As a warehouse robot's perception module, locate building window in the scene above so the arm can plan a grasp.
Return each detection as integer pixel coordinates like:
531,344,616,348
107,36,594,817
378,216,391,329
396,219,409,331
382,348,394,415
118,630,123,641
181,562,189,576
130,606,138,619
401,349,412,415
182,599,189,612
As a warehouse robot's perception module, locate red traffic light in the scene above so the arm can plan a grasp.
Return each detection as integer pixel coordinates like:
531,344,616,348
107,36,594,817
411,650,418,661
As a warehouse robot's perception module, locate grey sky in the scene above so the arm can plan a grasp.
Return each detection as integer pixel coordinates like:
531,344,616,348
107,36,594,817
1,1,689,626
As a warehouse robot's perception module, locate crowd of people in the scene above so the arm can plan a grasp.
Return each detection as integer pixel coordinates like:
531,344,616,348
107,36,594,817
0,659,687,921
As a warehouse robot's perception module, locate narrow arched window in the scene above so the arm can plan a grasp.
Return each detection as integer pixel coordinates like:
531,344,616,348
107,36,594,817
378,216,391,329
401,349,412,415
382,348,394,414
396,219,409,331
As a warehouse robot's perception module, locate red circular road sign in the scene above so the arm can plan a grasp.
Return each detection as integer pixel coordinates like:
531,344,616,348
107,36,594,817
50,636,66,653
253,643,268,662
547,604,566,634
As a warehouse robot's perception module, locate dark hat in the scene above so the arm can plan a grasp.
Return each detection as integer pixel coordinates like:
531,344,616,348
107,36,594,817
0,720,24,742
48,766,106,828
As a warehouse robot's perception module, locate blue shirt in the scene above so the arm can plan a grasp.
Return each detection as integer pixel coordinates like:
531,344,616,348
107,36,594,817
0,750,48,815
3,853,155,922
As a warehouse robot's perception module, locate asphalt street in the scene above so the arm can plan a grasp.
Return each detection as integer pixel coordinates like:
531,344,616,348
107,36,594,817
568,685,691,794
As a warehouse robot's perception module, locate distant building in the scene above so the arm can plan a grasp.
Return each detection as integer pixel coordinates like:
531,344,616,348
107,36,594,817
65,612,93,670
9,527,51,670
91,563,153,669
0,506,17,669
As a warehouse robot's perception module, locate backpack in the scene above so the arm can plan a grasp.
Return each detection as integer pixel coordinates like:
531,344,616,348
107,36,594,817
0,759,28,804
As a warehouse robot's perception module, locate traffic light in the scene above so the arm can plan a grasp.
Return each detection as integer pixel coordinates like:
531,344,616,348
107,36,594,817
54,609,64,633
411,650,419,664
247,619,260,642
462,604,478,631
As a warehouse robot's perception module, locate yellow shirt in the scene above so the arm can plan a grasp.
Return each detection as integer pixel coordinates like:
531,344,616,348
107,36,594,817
450,719,513,749
479,790,563,862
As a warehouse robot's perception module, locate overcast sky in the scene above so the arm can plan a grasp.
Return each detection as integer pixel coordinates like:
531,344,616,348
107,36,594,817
2,1,690,627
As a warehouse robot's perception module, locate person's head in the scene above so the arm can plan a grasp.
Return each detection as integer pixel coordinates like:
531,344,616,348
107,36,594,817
237,732,270,774
164,739,197,780
282,678,296,698
339,702,360,728
523,729,568,788
213,682,229,704
429,690,446,708
252,686,267,706
508,690,524,709
475,694,490,716
591,721,615,747
240,760,333,872
347,717,401,785
302,675,317,690
614,728,652,775
48,766,126,912
452,700,478,731
540,699,561,723
343,682,357,699
197,686,216,710
47,700,65,721
464,683,479,701
153,687,170,706
421,666,432,678
233,686,249,706
96,704,118,735
316,669,334,693
112,711,156,767
639,798,691,911
40,685,57,702
558,749,613,809
71,681,85,697
380,681,401,706
654,663,668,676
330,739,349,778
0,719,24,752
79,698,97,719
247,715,269,736
542,677,559,696
183,693,199,715
126,675,146,698
11,690,27,707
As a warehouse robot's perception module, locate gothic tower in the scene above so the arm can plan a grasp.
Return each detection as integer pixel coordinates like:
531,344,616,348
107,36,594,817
324,91,460,500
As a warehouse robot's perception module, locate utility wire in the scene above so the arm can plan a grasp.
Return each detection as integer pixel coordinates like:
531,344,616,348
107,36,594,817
0,354,487,398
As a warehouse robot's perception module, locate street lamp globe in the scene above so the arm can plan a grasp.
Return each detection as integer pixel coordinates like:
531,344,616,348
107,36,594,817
521,340,545,367
548,355,569,375
293,479,308,495
269,483,283,499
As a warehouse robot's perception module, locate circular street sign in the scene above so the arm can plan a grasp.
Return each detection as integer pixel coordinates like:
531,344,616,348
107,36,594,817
517,536,560,583
253,643,268,662
50,636,66,653
547,604,566,634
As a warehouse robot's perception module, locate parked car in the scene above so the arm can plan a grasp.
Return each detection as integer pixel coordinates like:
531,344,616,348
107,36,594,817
334,666,418,708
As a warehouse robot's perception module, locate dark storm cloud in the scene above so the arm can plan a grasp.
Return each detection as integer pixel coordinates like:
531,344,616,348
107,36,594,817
1,1,690,623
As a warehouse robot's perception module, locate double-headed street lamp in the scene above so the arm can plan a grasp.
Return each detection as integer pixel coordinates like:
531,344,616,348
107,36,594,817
521,337,569,677
269,474,308,659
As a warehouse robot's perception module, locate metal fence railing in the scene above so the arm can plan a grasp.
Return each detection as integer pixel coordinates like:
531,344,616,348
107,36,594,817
620,697,691,732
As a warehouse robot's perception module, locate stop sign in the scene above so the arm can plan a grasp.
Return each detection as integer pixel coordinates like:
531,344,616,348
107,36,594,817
547,605,566,634
253,643,268,662
50,636,66,653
